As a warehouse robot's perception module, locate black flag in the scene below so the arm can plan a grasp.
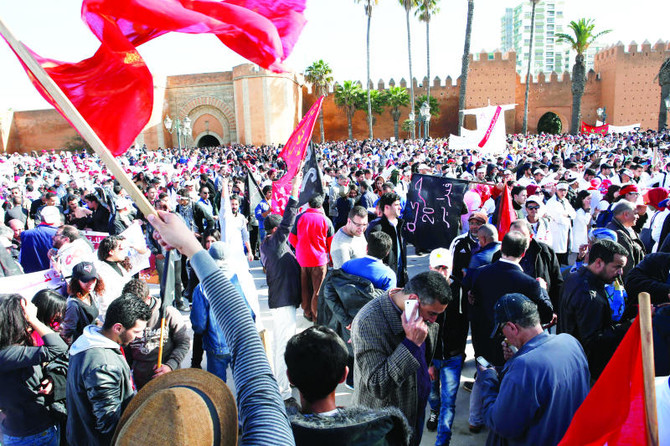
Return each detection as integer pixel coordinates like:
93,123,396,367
244,167,264,224
297,143,325,211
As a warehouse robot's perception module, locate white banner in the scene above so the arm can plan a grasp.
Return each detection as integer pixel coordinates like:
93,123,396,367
0,269,64,299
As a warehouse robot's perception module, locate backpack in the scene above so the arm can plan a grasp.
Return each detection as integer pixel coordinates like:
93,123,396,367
594,204,614,228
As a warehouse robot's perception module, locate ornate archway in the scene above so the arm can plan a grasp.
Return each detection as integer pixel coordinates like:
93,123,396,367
537,112,563,134
196,133,222,148
179,96,236,144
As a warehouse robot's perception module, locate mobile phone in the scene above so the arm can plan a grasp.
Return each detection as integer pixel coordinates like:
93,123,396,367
476,356,492,369
404,299,418,322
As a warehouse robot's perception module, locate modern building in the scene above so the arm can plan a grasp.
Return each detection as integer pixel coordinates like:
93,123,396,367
501,0,568,76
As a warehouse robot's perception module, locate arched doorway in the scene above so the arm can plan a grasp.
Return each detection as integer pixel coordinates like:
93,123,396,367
537,112,563,134
197,134,221,148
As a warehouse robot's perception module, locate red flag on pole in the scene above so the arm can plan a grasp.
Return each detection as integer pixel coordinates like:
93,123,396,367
559,317,648,446
496,183,516,241
4,0,307,156
580,122,609,135
271,96,324,215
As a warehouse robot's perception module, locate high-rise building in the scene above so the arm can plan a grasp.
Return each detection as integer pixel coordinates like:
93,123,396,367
501,0,568,76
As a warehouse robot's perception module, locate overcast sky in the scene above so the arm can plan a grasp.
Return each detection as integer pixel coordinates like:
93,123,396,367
0,0,666,112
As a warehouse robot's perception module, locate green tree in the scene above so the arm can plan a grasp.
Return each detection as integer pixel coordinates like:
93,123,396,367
416,0,440,136
458,0,475,134
355,0,379,139
399,0,419,139
356,89,387,128
522,0,539,135
537,112,562,134
304,60,334,143
556,18,611,134
401,119,414,138
658,58,670,131
335,81,363,140
384,86,410,139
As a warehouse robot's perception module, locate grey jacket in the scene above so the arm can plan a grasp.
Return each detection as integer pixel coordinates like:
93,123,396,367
66,326,134,446
352,294,438,443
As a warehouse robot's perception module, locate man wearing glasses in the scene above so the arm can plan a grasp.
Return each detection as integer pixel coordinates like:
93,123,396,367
474,293,589,445
330,206,368,269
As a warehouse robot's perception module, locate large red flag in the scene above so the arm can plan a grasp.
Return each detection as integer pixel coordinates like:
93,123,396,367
580,122,609,135
271,96,324,215
5,0,307,156
496,184,516,241
559,317,648,445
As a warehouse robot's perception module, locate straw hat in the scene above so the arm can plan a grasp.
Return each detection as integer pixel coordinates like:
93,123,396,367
112,368,237,446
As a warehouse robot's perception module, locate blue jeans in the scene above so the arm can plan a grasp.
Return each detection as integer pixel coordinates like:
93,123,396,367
428,355,464,446
206,351,232,383
3,425,59,446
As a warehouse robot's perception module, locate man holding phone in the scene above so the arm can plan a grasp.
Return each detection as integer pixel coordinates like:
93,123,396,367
351,271,451,446
475,293,589,445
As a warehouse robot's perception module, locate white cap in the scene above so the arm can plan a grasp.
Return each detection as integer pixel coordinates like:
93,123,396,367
429,248,450,269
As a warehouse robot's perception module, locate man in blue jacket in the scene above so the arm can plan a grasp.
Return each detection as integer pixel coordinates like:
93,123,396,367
476,293,590,446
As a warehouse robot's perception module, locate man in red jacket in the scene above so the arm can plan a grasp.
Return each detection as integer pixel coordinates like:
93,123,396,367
289,194,334,322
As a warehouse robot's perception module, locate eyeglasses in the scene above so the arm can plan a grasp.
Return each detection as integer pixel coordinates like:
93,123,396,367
350,220,368,228
526,205,540,210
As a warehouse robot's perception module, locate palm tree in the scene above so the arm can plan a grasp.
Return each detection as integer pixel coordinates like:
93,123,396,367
384,86,410,139
658,58,670,131
304,60,333,143
355,0,379,140
356,89,387,129
522,0,539,135
458,0,474,134
335,81,363,140
556,18,611,135
416,0,440,137
399,0,418,139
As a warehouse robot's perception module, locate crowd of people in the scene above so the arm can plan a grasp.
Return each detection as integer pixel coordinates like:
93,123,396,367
0,128,669,445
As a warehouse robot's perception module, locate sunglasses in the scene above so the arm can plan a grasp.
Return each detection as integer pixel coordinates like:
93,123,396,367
526,205,540,210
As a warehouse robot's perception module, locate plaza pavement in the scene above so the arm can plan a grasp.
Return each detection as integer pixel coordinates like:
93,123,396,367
170,246,488,445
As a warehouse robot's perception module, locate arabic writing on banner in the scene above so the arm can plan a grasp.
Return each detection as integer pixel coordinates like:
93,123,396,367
0,269,64,299
403,174,468,251
83,230,108,250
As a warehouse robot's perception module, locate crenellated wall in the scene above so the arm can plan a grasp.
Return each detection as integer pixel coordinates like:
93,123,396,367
4,41,670,153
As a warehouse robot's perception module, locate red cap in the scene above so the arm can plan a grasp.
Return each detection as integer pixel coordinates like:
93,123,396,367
619,184,639,196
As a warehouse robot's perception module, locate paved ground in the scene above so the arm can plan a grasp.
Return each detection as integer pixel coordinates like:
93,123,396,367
165,247,488,445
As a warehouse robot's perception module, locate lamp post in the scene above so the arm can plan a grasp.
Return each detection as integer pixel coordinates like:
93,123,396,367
420,101,431,140
163,115,192,149
596,106,607,126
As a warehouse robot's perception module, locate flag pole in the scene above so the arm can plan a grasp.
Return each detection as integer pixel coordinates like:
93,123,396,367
0,17,155,219
638,292,659,446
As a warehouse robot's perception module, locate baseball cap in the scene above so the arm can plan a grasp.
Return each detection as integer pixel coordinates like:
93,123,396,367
429,248,450,269
556,182,569,191
468,211,488,224
490,293,537,338
72,261,98,282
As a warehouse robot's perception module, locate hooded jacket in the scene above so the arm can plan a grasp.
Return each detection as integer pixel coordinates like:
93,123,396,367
66,326,134,446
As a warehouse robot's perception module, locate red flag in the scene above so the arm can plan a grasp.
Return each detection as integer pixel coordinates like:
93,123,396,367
559,317,648,446
496,184,516,241
271,96,324,215
5,0,307,156
580,122,609,135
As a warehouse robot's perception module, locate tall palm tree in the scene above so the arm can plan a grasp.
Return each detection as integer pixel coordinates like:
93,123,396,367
335,81,363,140
399,0,418,139
356,89,387,129
355,0,379,140
522,0,539,135
416,0,440,138
658,58,670,131
304,60,333,143
556,18,611,135
458,0,474,134
384,86,410,139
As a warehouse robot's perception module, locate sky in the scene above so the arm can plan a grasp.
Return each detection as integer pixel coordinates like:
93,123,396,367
0,0,667,112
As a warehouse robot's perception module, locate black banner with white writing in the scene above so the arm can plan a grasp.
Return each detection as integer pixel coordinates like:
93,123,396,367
297,144,324,211
403,174,469,251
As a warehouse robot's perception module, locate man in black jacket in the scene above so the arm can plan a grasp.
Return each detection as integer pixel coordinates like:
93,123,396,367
260,170,302,403
366,192,408,287
605,201,645,278
559,240,631,379
492,219,564,310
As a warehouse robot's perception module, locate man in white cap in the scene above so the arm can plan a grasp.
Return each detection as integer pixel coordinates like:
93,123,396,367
19,205,61,273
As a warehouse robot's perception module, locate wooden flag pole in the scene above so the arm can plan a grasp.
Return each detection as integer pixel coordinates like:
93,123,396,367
638,292,659,446
0,17,155,218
